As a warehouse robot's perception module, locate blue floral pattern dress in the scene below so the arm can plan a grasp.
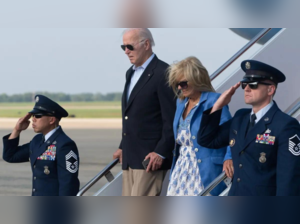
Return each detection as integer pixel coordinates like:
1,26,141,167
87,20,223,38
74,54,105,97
167,103,204,196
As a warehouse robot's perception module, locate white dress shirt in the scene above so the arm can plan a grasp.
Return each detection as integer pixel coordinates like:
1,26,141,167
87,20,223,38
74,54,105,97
251,101,274,124
127,53,155,102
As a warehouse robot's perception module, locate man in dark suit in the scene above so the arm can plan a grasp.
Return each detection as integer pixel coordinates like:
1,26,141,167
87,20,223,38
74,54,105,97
113,28,176,196
2,95,80,196
198,60,300,196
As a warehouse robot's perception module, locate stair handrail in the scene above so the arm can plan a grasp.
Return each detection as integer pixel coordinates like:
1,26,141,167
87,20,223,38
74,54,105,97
210,28,272,81
198,172,227,196
286,100,300,117
77,158,119,196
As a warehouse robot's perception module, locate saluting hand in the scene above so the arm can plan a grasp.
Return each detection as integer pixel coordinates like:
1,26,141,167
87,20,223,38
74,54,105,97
15,113,32,132
211,82,241,114
9,113,32,139
145,152,163,173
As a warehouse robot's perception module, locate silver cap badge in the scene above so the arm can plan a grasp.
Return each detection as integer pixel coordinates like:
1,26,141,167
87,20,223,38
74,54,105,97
245,62,251,70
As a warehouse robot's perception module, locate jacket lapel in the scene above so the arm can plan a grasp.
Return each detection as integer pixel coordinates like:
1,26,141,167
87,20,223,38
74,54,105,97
173,98,188,138
238,112,251,150
122,68,134,109
31,127,63,165
240,102,279,152
190,92,208,124
125,56,158,112
173,92,209,138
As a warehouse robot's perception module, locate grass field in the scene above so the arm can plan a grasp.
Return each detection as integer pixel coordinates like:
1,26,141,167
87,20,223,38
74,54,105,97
0,101,122,118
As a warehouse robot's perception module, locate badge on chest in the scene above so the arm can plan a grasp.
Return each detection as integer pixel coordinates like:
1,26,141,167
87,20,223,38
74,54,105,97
37,145,57,161
44,166,50,175
256,133,275,145
259,152,267,163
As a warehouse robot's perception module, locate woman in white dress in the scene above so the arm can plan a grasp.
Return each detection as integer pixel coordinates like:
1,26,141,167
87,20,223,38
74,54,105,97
166,56,234,196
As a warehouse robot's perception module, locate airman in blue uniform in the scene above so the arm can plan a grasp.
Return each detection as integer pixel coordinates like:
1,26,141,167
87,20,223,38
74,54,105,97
198,60,300,196
2,95,80,196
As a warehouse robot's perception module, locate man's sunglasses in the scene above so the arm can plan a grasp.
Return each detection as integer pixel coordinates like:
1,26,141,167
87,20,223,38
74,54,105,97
241,82,272,90
32,114,52,119
176,81,188,89
121,40,146,51
121,44,135,51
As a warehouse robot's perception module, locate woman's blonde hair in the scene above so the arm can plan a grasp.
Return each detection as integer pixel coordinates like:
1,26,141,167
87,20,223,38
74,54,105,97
167,56,215,100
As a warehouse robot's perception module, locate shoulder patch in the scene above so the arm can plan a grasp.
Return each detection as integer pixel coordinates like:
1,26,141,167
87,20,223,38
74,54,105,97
289,135,300,156
65,150,78,173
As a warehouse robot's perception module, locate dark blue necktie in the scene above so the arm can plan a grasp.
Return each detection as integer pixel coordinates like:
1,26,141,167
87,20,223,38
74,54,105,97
40,136,45,146
250,113,257,128
246,113,257,136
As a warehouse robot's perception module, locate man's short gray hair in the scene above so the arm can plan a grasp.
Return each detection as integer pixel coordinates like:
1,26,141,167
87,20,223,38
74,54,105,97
123,28,155,47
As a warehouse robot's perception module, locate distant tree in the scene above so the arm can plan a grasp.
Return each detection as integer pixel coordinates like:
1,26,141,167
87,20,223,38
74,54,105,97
94,93,104,101
0,92,122,102
0,93,9,102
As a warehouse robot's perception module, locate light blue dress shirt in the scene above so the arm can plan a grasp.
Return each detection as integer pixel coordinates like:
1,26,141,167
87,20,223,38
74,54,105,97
127,53,155,102
44,126,60,142
251,101,274,124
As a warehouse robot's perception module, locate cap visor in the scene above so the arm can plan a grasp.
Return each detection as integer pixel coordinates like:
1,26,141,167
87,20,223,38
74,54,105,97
28,108,44,114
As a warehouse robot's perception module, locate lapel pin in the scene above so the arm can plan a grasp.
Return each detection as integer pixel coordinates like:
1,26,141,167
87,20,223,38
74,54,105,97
264,117,269,122
47,141,50,144
148,74,151,76
53,141,57,145
233,130,237,135
265,129,271,134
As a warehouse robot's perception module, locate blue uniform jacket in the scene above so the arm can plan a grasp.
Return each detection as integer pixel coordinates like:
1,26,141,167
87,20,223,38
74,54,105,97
2,127,80,196
170,92,232,196
198,102,300,196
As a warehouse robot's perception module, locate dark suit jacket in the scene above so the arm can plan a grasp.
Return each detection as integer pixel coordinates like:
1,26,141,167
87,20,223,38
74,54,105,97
119,55,176,170
198,102,300,196
3,127,80,196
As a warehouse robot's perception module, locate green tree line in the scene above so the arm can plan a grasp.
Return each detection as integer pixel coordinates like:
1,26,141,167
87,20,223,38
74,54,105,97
0,92,122,102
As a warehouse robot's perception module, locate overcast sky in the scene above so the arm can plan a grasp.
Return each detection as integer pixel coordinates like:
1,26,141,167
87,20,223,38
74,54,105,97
0,28,263,95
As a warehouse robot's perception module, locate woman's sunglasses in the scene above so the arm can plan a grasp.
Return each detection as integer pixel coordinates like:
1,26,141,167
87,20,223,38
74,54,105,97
176,81,188,89
241,82,272,90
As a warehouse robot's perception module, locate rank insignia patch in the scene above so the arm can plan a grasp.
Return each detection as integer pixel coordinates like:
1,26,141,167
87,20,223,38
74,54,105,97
66,150,78,173
289,135,300,156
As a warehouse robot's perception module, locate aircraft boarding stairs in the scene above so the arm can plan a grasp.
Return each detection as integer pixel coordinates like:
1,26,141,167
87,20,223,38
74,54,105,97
77,28,300,196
